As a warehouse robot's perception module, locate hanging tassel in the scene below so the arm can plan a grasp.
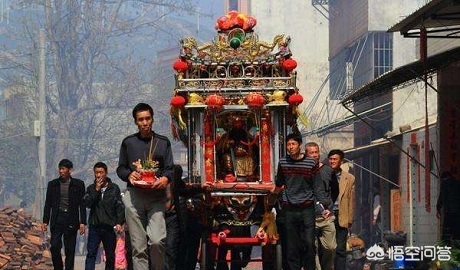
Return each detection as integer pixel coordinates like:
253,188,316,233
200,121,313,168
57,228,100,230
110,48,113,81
290,105,309,128
170,106,187,130
296,107,309,128
177,108,187,129
171,122,179,141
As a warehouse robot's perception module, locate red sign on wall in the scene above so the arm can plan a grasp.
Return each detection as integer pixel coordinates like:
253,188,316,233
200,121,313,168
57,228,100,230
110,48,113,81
391,189,401,231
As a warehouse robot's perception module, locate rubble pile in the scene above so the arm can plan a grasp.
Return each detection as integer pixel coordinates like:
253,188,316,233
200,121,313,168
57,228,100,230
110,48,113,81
0,206,52,269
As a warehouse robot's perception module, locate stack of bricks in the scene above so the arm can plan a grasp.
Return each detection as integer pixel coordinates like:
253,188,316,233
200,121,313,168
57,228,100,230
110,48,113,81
0,206,52,269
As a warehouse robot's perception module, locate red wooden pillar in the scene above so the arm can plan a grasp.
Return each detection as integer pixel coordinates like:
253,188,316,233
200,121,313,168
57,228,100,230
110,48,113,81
204,111,215,183
260,110,272,182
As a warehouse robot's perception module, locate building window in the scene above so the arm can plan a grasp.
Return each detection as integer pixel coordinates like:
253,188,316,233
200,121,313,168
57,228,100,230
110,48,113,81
329,32,393,100
373,32,393,77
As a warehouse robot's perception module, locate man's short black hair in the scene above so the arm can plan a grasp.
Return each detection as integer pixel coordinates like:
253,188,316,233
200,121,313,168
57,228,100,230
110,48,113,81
93,162,108,172
286,133,302,144
58,159,73,169
132,103,154,120
327,149,345,159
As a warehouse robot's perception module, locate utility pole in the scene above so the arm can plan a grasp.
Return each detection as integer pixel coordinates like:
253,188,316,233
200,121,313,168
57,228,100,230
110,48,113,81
35,29,47,220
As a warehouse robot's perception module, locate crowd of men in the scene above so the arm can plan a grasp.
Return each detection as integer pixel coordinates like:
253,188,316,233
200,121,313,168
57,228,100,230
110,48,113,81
41,102,357,270
273,134,355,270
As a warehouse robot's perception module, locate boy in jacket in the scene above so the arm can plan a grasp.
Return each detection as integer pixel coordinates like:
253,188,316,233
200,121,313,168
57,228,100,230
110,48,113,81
84,162,125,270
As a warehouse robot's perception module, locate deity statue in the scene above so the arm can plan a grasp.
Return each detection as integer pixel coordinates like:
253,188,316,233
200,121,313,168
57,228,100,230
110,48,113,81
216,116,259,182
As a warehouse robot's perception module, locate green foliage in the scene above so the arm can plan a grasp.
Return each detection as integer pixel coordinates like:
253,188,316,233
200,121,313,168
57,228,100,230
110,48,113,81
431,240,460,269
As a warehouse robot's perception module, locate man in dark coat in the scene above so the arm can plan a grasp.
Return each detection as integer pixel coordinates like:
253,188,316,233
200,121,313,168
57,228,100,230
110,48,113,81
42,159,87,270
436,171,460,243
84,161,125,270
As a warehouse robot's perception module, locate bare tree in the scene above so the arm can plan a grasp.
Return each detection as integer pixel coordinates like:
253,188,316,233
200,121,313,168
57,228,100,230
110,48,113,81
0,84,38,207
41,0,198,172
0,0,200,212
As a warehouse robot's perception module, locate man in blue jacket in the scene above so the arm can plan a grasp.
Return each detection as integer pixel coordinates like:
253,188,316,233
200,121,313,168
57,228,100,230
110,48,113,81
42,159,87,270
84,162,125,270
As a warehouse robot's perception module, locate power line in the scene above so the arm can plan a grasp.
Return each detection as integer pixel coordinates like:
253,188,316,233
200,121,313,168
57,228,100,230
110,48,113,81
0,132,29,141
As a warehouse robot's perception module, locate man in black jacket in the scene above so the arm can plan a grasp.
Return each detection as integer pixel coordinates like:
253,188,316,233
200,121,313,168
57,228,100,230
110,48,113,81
436,171,460,243
173,165,214,270
305,142,338,270
165,165,183,270
42,159,87,270
84,162,125,270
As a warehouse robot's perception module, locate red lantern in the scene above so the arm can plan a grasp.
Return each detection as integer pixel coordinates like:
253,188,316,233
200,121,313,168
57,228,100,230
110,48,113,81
205,94,225,110
173,59,188,72
288,93,304,106
170,95,186,107
246,93,265,108
282,58,297,71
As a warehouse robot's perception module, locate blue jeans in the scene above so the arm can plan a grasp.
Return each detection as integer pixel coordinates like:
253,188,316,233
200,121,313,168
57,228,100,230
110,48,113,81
85,225,116,270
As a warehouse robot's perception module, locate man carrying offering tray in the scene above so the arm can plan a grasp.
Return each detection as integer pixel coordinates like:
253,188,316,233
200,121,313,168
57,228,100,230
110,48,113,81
116,102,174,270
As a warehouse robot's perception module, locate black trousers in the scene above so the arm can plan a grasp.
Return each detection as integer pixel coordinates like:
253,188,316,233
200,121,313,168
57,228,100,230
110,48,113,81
275,208,288,270
283,205,316,270
177,215,209,270
50,212,78,270
442,212,460,243
165,213,181,270
124,229,133,270
334,218,348,270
